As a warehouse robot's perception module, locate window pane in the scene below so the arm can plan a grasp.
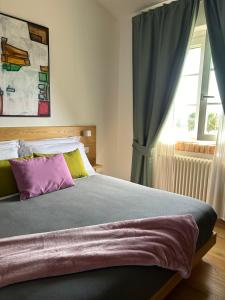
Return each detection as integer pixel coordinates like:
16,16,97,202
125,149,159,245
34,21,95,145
182,48,201,75
175,105,197,140
175,75,199,105
204,104,222,135
208,70,221,102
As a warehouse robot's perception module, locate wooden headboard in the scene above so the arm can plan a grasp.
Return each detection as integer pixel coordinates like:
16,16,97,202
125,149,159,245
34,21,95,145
0,125,96,165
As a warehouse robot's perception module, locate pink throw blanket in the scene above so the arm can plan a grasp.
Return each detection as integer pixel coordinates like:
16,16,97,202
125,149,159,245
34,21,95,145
0,215,198,288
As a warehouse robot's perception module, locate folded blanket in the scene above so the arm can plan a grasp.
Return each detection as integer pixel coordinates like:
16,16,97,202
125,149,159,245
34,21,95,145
0,215,198,288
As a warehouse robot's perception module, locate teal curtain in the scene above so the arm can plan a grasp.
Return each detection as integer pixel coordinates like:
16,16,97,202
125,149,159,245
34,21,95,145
204,0,225,113
131,0,199,186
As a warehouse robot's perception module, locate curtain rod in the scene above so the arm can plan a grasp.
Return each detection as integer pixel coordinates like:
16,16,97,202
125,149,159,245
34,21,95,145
139,0,176,13
132,0,174,17
136,0,203,14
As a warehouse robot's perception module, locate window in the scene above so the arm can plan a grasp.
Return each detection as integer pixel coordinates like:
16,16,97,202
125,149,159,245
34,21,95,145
174,27,223,141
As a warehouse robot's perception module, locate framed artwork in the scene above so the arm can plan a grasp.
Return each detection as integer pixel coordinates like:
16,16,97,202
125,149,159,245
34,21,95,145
0,12,50,117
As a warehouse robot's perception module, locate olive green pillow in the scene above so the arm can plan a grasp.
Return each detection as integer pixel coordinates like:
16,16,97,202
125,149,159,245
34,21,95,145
34,149,88,178
0,156,33,198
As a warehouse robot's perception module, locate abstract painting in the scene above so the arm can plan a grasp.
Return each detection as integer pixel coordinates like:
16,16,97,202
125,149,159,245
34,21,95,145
0,13,50,117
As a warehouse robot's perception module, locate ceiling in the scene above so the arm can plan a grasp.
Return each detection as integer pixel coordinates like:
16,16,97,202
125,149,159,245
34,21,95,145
97,0,165,18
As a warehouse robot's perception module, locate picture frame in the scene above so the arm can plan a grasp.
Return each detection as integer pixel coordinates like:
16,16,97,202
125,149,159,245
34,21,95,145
0,12,50,117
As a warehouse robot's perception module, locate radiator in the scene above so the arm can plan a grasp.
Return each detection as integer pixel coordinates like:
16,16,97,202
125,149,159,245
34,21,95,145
173,155,212,201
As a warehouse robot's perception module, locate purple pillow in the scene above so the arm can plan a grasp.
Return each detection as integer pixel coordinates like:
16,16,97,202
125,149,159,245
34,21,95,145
10,154,74,200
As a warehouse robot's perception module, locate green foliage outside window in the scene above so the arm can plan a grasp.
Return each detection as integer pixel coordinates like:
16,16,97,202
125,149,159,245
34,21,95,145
207,112,219,132
188,112,196,131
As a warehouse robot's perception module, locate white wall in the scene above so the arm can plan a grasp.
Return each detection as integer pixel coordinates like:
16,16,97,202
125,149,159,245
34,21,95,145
0,0,119,174
115,16,133,180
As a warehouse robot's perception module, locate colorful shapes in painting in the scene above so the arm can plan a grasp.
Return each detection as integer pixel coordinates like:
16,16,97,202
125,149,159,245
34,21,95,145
37,65,49,112
0,12,50,117
1,37,30,67
2,63,22,72
6,85,16,93
38,94,45,101
38,84,46,90
40,66,49,72
38,83,48,101
39,72,48,82
28,23,48,45
38,101,49,116
0,88,3,115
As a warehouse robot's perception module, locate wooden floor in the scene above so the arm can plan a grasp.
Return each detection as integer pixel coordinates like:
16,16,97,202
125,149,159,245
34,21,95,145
166,220,225,300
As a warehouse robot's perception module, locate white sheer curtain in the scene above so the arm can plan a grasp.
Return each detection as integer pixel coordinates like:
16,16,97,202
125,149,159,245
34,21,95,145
207,115,225,220
153,106,225,221
152,108,176,192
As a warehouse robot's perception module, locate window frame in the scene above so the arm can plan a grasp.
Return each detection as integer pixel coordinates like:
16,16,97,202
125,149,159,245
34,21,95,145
197,32,221,141
187,27,221,141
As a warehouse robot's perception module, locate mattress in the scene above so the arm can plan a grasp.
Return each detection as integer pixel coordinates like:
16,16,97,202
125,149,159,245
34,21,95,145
0,175,217,300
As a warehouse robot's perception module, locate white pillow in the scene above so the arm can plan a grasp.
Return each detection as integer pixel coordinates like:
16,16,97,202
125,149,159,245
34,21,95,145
19,142,78,156
0,140,19,148
0,140,19,160
0,148,19,160
19,141,95,176
19,136,80,156
20,136,80,147
76,144,96,176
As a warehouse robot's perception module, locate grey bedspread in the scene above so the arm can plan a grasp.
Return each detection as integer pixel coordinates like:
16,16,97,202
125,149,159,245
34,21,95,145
0,175,217,300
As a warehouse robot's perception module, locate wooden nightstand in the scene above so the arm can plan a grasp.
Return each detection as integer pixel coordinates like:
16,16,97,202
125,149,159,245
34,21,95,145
92,164,103,172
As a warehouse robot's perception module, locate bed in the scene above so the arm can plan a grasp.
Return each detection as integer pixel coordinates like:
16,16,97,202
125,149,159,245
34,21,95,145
0,126,217,300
